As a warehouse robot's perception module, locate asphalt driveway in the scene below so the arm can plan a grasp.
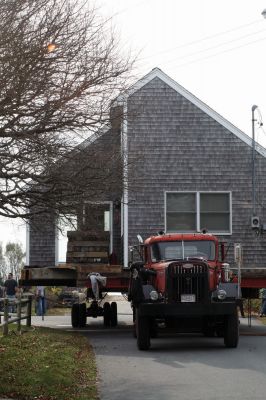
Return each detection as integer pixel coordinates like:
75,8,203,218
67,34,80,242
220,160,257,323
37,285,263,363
29,299,266,400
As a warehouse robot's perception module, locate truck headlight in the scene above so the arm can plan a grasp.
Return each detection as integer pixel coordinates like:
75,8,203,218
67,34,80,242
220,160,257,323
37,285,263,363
217,289,227,300
150,290,159,301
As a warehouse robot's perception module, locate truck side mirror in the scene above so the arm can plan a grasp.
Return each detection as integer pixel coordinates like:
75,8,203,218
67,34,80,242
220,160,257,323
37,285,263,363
137,234,143,244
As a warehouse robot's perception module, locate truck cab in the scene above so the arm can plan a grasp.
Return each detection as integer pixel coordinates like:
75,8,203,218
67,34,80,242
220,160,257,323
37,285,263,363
128,233,239,350
145,233,221,293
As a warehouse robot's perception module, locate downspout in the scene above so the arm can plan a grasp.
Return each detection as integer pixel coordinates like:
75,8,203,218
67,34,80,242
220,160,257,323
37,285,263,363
55,212,59,266
55,225,59,266
122,101,129,268
26,223,30,265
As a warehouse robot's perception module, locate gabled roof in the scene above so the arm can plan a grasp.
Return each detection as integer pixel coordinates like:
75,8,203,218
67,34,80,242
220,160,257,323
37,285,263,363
117,67,266,158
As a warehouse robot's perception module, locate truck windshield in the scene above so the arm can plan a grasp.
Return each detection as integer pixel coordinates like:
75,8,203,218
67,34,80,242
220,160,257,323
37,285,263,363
151,240,216,262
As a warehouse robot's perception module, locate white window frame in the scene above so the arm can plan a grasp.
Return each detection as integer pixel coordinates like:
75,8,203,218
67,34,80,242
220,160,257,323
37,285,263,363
164,191,232,235
55,213,78,265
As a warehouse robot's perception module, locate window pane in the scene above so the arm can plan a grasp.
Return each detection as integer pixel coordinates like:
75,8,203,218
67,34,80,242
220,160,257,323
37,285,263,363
200,193,229,212
152,242,183,261
184,241,216,260
167,193,196,212
200,213,230,232
167,212,196,231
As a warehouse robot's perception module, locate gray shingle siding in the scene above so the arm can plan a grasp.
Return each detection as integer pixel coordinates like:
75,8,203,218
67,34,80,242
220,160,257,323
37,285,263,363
29,212,56,266
127,77,266,268
28,126,122,266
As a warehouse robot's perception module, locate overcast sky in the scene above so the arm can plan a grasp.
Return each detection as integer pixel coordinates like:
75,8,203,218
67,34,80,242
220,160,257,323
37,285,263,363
100,0,266,141
1,0,266,252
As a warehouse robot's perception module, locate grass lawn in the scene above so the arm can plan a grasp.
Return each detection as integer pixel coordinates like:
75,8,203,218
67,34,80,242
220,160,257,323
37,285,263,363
0,325,98,400
259,316,266,325
45,307,71,316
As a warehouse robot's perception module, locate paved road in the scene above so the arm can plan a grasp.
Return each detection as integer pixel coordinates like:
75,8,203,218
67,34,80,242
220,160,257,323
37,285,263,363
30,302,266,400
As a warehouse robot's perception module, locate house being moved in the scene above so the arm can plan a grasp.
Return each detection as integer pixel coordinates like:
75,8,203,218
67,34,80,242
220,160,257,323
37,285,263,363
27,68,266,271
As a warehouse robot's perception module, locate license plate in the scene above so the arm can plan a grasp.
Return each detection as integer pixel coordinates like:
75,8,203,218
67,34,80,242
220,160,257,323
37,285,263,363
181,294,196,302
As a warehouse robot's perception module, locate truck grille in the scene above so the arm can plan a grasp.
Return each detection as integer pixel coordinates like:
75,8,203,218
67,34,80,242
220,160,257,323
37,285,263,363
166,261,209,303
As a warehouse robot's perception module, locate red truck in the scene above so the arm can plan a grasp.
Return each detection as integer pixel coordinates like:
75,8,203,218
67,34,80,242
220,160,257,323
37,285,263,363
128,232,242,350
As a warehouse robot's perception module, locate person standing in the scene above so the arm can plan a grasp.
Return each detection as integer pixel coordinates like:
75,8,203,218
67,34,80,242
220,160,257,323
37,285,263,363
259,288,266,317
36,286,46,318
0,285,4,312
4,273,18,313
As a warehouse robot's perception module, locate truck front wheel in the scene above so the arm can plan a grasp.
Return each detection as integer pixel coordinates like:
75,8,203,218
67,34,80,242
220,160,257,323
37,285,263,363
224,309,239,348
136,309,150,350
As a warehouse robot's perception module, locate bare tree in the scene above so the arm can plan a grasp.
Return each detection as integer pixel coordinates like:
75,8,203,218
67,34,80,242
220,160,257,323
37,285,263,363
0,0,133,220
5,242,25,281
0,242,8,282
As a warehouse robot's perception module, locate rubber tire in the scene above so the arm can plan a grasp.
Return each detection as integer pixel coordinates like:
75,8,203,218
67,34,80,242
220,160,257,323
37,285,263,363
110,302,118,327
136,309,150,350
79,303,87,328
133,322,137,338
224,309,239,348
71,303,80,328
90,300,99,318
103,302,111,327
132,306,137,338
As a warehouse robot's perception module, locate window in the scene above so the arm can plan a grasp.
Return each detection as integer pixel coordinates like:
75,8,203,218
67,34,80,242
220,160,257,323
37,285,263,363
200,193,230,232
151,240,216,262
165,192,231,234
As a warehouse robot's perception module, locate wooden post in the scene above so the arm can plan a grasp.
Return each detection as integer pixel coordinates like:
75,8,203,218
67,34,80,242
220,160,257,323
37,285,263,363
26,295,32,327
3,298,9,336
17,296,22,334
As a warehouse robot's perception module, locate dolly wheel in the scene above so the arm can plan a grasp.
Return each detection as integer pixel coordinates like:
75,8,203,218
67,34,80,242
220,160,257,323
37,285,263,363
103,302,111,327
79,303,87,328
71,303,80,328
224,308,239,348
136,308,150,350
110,302,118,327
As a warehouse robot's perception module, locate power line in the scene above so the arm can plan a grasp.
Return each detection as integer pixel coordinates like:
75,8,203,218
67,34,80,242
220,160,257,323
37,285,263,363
163,35,266,70
140,18,263,60
152,28,266,66
111,0,152,18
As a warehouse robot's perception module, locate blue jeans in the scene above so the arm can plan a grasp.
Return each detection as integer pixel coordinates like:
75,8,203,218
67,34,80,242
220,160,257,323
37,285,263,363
7,295,16,313
261,298,266,315
36,297,46,316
